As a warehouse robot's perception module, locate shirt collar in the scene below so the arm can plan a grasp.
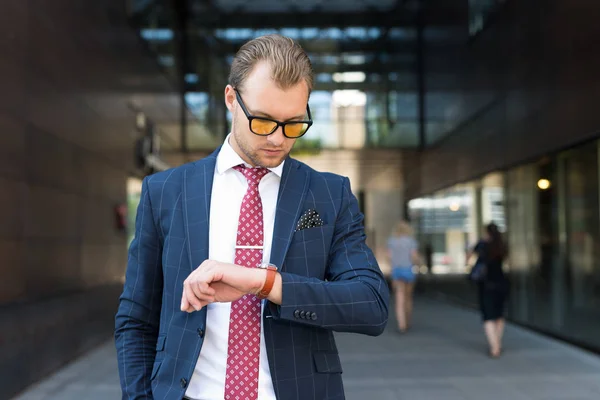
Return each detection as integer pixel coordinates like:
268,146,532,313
216,133,285,177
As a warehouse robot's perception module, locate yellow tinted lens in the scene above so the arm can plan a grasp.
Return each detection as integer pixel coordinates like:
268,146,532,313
285,123,309,138
251,119,277,135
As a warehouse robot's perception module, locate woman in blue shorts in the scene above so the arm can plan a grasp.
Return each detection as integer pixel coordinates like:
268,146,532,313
387,220,420,333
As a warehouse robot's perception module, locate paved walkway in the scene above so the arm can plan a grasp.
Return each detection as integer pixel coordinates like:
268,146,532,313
12,297,600,400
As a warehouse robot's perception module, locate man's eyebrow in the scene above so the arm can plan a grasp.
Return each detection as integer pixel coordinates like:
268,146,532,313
250,108,307,121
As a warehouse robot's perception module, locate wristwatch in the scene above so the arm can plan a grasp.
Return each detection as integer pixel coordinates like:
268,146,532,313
257,262,278,300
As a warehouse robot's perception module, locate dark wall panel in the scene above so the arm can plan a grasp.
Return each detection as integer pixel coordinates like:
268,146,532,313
0,1,178,398
409,0,600,197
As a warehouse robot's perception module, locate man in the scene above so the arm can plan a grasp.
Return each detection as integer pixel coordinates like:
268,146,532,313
115,34,389,400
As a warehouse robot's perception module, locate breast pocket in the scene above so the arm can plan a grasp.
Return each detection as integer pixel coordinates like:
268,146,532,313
285,225,334,278
291,224,335,245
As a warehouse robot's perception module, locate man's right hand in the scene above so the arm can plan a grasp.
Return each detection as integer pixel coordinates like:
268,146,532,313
180,260,267,312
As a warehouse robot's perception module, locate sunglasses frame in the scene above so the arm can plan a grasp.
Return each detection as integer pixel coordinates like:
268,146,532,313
234,89,313,139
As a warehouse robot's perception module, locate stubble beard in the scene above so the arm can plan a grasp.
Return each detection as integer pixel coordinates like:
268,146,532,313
232,122,288,169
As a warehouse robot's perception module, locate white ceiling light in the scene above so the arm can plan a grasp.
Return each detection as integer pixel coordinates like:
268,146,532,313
332,90,367,107
332,72,366,83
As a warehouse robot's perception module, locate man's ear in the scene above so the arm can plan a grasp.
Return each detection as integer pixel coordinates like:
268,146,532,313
224,85,236,112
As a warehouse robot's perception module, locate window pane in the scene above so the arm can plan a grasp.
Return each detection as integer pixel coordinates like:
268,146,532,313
565,143,600,344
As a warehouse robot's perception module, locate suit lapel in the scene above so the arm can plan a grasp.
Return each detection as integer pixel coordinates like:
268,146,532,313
183,149,219,270
270,158,310,271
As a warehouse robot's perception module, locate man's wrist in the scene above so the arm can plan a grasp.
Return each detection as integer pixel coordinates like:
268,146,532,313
252,268,268,296
255,263,278,299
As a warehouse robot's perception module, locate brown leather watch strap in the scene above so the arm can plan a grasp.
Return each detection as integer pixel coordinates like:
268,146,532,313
257,264,278,299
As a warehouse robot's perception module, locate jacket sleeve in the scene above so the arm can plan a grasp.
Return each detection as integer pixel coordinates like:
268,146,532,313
114,176,164,399
270,177,389,336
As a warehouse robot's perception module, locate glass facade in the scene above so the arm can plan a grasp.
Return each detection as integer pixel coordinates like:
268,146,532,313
410,139,600,350
132,10,424,152
468,0,507,36
409,185,476,275
126,178,143,247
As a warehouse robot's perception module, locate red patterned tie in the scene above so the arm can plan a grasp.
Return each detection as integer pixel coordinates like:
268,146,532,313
224,165,270,400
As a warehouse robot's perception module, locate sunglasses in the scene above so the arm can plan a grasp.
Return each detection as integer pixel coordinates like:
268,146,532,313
234,89,313,139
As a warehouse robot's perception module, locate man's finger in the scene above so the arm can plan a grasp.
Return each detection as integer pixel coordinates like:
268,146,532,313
183,281,203,312
191,281,215,306
181,274,198,311
181,287,190,311
186,289,202,311
199,281,216,297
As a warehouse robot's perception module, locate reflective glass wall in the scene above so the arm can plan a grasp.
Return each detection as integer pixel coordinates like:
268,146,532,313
409,184,477,275
410,138,600,350
132,7,424,153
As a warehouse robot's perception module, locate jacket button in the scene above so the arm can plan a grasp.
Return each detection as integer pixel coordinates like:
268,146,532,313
300,311,306,319
197,328,205,338
294,310,300,318
311,312,317,320
180,378,188,388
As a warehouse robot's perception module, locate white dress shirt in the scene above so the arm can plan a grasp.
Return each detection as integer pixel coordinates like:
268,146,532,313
185,134,282,400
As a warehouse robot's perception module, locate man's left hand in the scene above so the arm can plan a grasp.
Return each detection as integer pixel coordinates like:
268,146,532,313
180,260,265,312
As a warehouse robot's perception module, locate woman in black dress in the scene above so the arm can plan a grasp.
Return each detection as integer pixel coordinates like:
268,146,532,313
468,222,508,358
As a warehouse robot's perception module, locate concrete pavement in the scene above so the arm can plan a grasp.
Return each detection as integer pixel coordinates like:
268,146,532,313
12,297,600,400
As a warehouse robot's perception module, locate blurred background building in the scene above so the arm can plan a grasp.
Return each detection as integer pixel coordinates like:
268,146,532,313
1,0,600,398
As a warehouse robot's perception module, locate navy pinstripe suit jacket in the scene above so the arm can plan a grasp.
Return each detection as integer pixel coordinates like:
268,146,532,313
115,148,389,400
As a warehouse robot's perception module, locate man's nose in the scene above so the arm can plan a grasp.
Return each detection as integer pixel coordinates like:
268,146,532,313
267,127,285,146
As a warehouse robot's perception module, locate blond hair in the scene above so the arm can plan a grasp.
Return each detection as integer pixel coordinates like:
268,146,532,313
393,220,413,237
229,34,314,93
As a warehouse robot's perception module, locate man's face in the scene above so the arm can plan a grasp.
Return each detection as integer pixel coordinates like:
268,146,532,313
225,62,309,168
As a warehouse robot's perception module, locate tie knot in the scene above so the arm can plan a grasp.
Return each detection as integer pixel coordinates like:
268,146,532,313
234,164,269,185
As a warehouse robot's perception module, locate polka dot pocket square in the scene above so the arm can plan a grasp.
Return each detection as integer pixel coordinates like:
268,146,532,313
295,209,325,232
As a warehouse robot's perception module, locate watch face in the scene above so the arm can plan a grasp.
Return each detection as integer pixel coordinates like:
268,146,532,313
259,262,277,270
